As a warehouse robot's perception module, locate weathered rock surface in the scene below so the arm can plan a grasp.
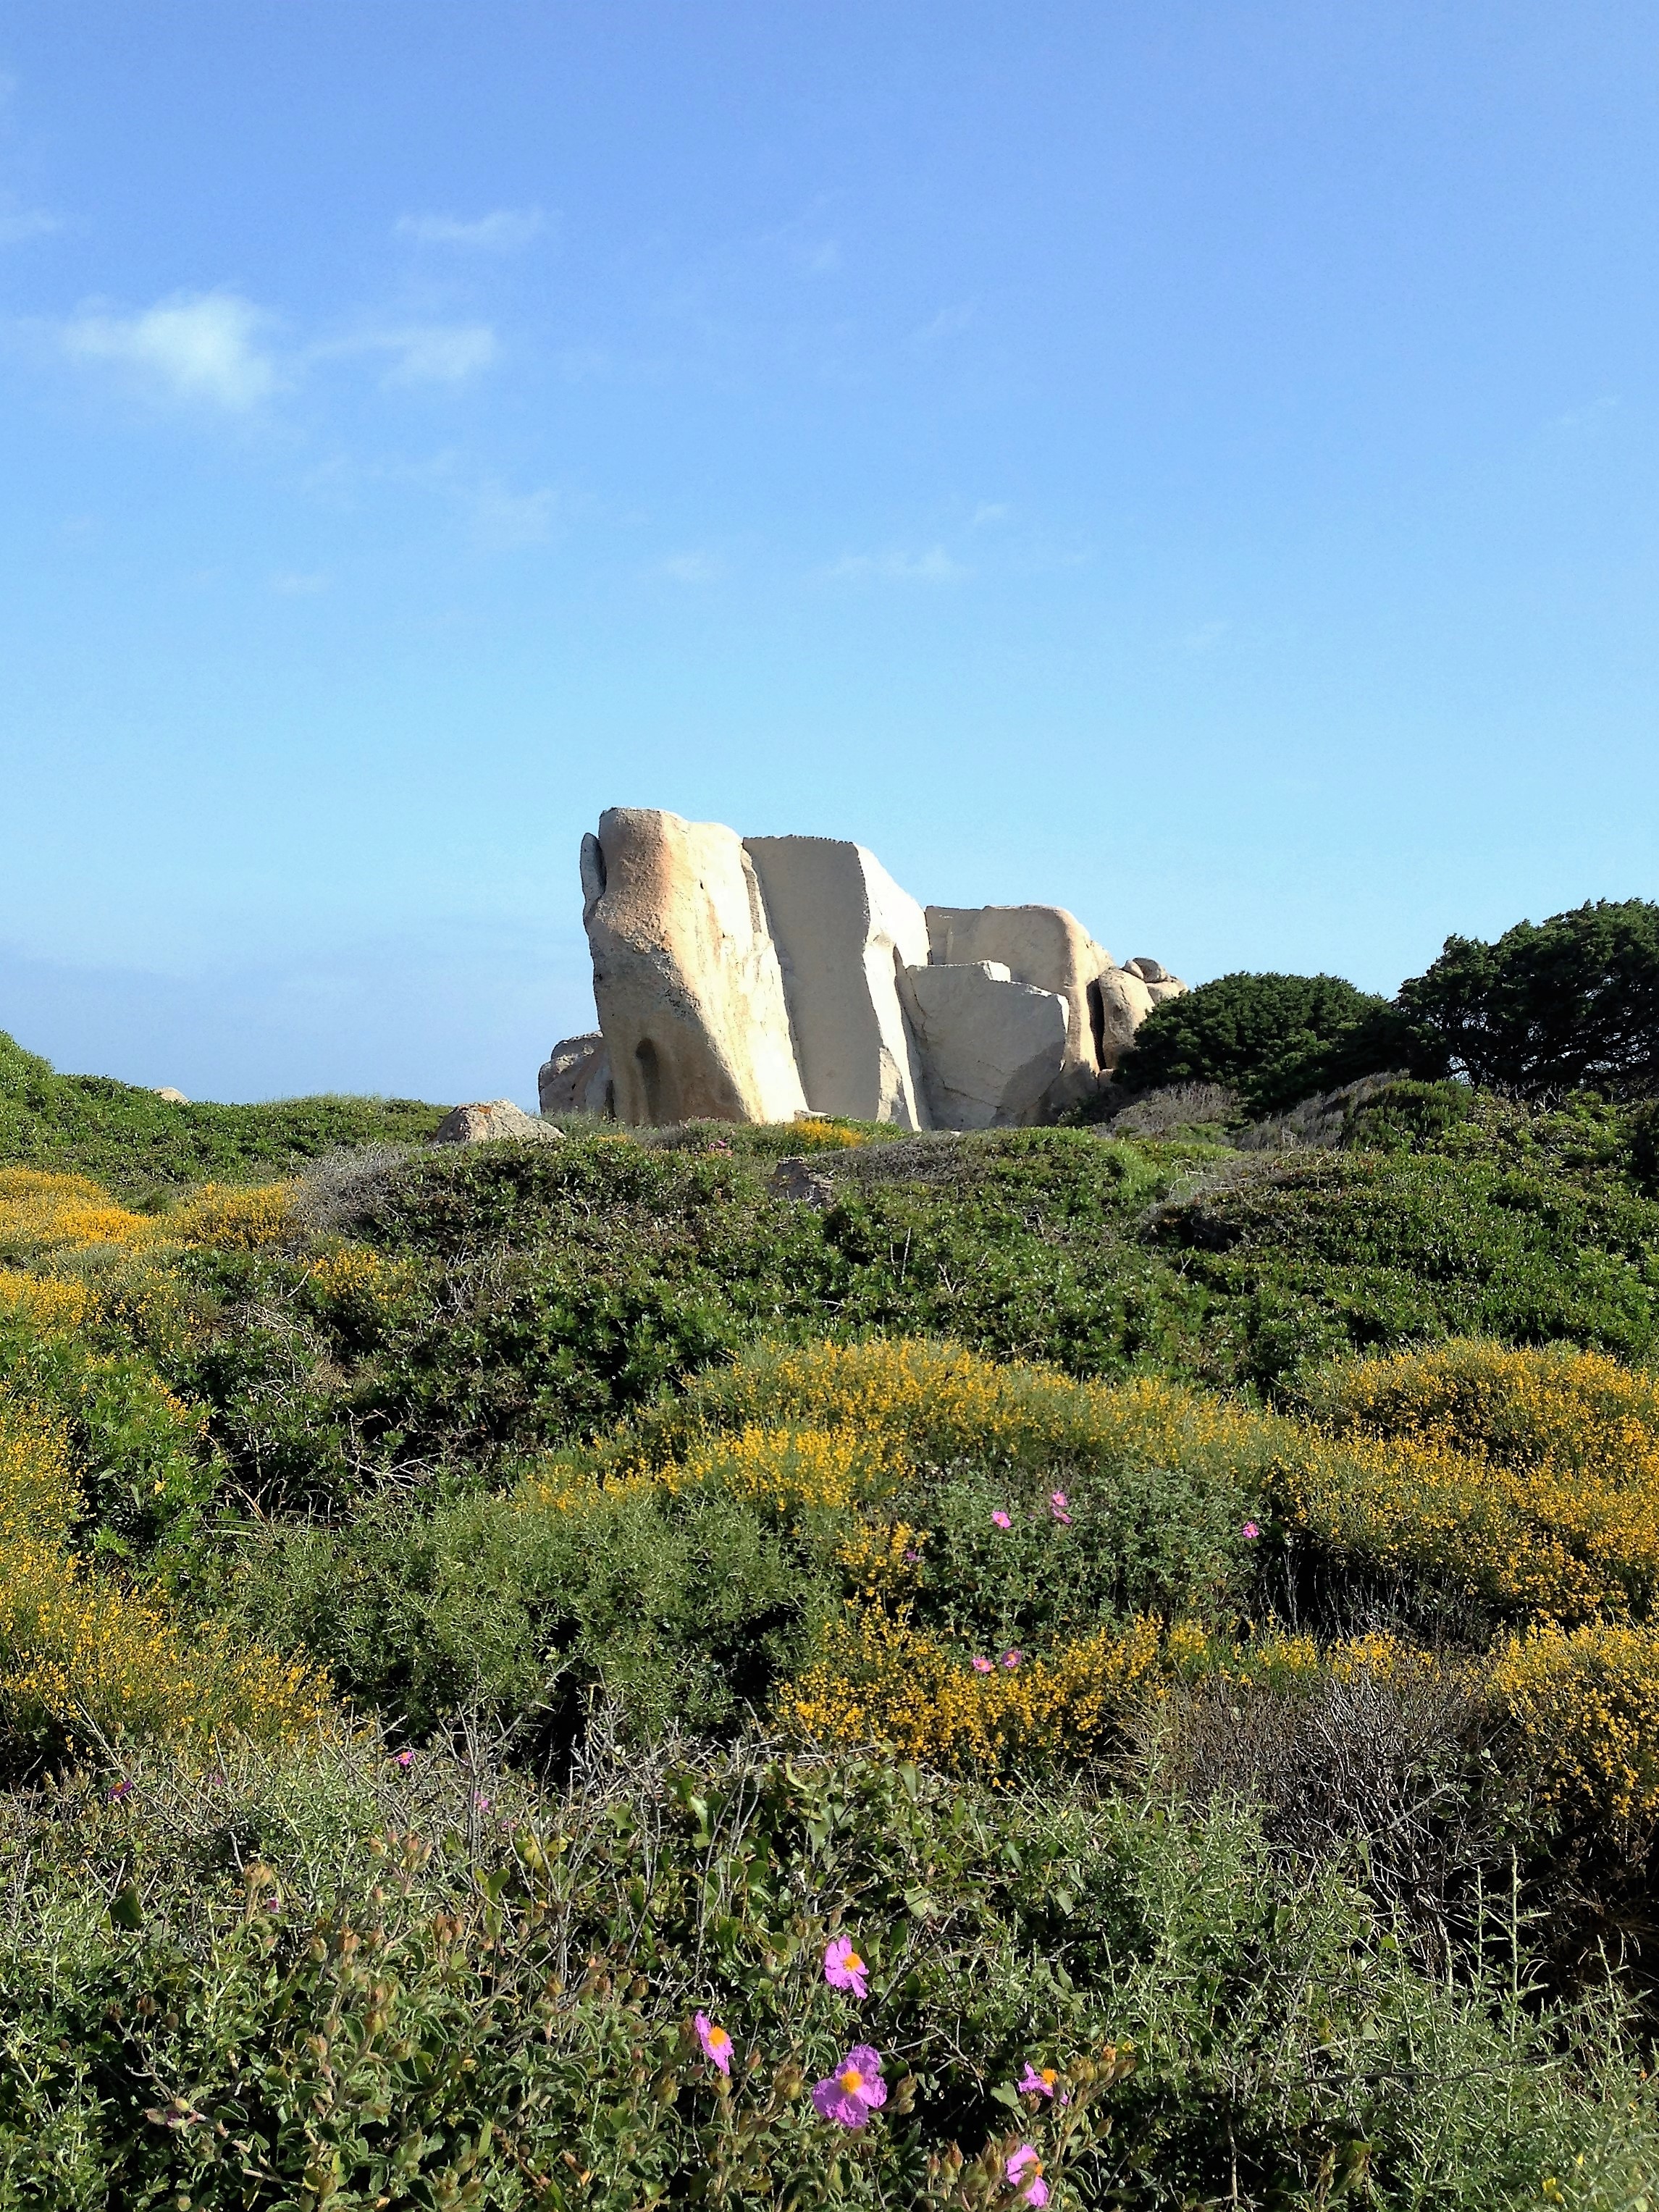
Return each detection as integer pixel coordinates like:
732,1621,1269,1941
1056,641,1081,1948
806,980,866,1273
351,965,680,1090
582,808,807,1126
537,1032,613,1117
899,962,1070,1130
1091,965,1156,1067
567,807,1185,1128
746,836,931,1127
926,903,1114,1112
434,1101,563,1145
153,1086,189,1104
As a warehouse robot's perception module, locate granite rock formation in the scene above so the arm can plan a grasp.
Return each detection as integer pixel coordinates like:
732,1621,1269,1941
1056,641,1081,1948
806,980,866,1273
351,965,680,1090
562,809,1185,1128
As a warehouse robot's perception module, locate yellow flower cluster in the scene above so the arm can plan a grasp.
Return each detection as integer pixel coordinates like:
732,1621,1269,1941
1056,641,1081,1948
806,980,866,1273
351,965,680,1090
1284,1342,1659,1625
168,1181,294,1250
306,1242,392,1303
791,1119,868,1151
1490,1623,1659,1829
0,1271,90,1333
0,1168,165,1258
662,1423,907,1514
633,1337,1265,1488
784,1612,1171,1775
0,1403,324,1747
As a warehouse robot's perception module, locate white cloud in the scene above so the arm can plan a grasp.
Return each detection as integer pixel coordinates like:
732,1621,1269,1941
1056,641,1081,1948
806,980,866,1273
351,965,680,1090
270,571,328,595
824,544,966,584
0,207,62,245
395,207,547,252
60,290,280,411
911,300,976,345
314,322,497,385
970,502,1011,529
658,551,725,583
470,479,557,550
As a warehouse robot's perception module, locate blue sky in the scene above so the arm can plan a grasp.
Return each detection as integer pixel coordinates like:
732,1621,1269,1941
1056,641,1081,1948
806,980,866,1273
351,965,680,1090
2,3,1655,1104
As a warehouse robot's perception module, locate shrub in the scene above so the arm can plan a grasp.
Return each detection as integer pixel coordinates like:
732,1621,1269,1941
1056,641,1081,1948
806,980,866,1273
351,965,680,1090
1114,972,1406,1115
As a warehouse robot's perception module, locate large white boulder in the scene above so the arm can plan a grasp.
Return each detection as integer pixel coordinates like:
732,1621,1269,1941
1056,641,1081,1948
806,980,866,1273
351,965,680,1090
582,808,807,1125
1092,965,1156,1066
538,1033,613,1117
744,836,931,1127
899,962,1069,1130
925,903,1116,1109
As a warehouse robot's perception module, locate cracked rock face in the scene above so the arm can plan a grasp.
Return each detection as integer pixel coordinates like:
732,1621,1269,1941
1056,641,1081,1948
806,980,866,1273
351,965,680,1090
565,807,1187,1128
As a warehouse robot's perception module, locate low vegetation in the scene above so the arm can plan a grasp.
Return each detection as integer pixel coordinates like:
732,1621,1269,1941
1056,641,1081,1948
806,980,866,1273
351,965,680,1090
2,1012,1659,2206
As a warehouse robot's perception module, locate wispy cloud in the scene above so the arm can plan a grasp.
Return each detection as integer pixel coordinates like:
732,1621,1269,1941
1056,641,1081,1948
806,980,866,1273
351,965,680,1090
658,550,725,584
60,290,280,410
0,206,62,245
310,322,499,386
271,571,328,596
910,300,976,346
469,479,557,550
824,544,966,584
395,207,548,253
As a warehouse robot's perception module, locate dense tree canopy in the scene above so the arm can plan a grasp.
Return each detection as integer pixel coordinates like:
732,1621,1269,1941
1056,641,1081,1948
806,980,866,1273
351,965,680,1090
1398,899,1659,1102
1114,971,1403,1115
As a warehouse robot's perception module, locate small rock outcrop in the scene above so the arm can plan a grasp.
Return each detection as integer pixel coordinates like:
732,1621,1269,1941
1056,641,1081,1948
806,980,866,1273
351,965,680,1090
434,1101,563,1145
538,1033,613,1116
560,808,1187,1129
153,1086,189,1104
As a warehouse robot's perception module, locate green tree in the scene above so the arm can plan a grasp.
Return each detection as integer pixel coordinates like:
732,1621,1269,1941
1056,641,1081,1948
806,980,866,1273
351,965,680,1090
1398,899,1659,1101
1114,972,1405,1116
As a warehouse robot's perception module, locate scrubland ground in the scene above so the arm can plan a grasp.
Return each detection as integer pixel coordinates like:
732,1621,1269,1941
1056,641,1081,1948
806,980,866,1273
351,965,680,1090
2,1031,1659,2208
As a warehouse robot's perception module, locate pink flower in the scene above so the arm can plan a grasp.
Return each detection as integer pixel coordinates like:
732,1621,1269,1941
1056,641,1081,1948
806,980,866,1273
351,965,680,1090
1241,1520,1261,1541
694,2011,733,2075
1001,1649,1023,1670
1007,2145,1049,2205
474,1793,492,1814
395,1749,413,1770
812,2044,886,2128
973,1654,995,1673
823,1935,869,1998
991,1510,1012,1530
1018,2061,1066,2102
1049,1492,1072,1524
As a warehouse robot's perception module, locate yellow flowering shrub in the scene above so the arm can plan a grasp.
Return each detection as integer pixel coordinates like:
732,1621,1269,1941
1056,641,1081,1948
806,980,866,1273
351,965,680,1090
1277,1426,1659,1626
167,1181,293,1250
1309,1340,1659,1484
1490,1623,1659,1830
791,1118,868,1151
660,1423,907,1513
0,1168,165,1258
0,1402,325,1749
621,1337,1270,1488
0,1271,90,1333
306,1242,394,1304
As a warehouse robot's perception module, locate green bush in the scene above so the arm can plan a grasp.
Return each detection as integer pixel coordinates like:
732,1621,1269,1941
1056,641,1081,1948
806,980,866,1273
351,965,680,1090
0,1028,445,1196
0,1733,1650,2210
1114,972,1407,1115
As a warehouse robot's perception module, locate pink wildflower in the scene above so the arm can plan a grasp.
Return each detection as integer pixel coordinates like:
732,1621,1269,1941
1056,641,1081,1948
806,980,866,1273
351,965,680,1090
991,1510,1012,1530
395,1749,413,1770
694,2012,733,2075
973,1654,995,1673
1007,2145,1049,2205
1001,1649,1023,1670
1241,1520,1261,1541
1049,1492,1072,1524
474,1793,492,1814
1018,2061,1065,2101
823,1935,869,1998
108,1779,133,1802
812,2044,886,2128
